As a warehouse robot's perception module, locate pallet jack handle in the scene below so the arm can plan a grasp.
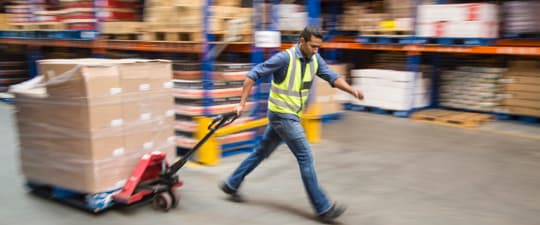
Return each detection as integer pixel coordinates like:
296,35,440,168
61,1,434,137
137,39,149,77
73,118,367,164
166,111,239,176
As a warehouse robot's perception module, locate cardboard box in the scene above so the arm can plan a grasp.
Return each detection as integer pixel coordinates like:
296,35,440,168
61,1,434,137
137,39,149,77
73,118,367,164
175,0,204,7
505,91,540,100
14,86,123,131
214,0,241,7
38,60,122,98
21,147,144,193
505,83,540,93
503,99,540,108
304,76,344,115
122,97,154,126
500,106,540,117
501,76,540,85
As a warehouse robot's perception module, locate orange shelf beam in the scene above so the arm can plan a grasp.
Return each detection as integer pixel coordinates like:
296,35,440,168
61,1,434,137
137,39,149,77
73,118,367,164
282,42,540,56
2,38,540,56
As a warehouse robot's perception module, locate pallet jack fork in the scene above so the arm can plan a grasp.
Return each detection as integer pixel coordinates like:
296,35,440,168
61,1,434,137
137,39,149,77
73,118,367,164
112,112,238,211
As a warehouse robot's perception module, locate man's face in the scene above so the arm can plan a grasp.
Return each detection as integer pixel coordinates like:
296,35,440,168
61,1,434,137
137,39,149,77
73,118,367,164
299,35,322,59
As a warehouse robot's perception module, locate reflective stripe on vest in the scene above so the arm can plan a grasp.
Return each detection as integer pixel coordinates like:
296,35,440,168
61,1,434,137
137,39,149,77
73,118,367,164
268,47,318,116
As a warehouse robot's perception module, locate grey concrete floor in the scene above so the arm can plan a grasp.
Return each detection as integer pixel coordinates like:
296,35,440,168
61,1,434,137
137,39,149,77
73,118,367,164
1,103,540,225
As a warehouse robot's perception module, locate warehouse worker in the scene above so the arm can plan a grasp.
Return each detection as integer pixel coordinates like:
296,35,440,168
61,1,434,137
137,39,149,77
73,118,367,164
220,25,363,222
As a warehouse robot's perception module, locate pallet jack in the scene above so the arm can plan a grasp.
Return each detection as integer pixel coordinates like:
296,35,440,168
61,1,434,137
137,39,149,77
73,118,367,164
112,111,238,211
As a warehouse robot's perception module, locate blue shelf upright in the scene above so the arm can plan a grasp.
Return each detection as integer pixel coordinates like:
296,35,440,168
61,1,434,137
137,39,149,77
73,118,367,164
26,46,42,78
307,0,321,27
202,0,215,117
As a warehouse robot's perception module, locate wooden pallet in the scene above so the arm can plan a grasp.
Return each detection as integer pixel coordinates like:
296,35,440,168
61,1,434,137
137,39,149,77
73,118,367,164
101,33,142,40
143,31,203,42
411,109,493,128
281,30,302,35
8,22,66,31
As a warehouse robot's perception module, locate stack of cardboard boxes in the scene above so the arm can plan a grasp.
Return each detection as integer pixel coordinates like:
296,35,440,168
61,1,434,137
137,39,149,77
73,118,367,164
13,59,175,193
499,60,540,117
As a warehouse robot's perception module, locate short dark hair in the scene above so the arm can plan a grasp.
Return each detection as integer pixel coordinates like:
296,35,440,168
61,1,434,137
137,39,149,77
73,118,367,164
300,25,323,42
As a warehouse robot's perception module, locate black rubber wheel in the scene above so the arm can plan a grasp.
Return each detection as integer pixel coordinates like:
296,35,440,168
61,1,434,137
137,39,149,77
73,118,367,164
152,193,172,212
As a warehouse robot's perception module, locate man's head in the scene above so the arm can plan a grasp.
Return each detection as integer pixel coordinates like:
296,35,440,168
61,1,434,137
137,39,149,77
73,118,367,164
298,25,323,59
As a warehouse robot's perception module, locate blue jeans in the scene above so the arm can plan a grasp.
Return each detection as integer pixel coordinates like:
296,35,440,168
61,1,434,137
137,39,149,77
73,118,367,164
225,116,333,215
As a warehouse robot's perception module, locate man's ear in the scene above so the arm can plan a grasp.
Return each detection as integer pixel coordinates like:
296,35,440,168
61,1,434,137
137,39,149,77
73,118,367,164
299,37,305,44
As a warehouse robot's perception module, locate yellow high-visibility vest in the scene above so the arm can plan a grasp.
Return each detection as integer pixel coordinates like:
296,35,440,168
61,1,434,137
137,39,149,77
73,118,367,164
268,47,318,116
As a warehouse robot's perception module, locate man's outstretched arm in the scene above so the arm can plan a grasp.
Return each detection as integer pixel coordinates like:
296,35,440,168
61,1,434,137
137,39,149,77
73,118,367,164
333,77,364,100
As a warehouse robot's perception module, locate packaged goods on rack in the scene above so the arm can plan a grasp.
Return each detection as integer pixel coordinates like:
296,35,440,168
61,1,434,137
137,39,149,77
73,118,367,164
0,14,7,29
502,1,540,36
350,69,431,111
0,57,29,93
498,60,540,117
3,0,142,31
142,0,204,41
211,2,253,42
11,59,175,193
416,3,499,38
278,4,307,31
174,61,256,151
439,66,506,112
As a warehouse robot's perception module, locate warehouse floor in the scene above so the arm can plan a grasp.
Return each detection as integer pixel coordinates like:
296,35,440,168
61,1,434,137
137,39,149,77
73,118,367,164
1,103,540,225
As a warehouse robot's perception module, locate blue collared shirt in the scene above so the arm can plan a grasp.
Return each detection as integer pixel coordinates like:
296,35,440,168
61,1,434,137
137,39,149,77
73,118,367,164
247,45,342,121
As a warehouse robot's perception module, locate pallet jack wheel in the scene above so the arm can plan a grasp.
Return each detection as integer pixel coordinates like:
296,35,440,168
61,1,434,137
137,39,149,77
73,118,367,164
152,192,173,212
171,191,181,208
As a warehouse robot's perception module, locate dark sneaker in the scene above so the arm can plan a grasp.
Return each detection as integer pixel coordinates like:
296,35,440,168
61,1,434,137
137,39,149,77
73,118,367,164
317,203,346,223
219,182,244,202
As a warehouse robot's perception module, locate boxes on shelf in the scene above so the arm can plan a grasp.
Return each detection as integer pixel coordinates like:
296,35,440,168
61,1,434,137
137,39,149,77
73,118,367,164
503,1,540,34
0,14,7,29
214,0,242,7
350,69,431,111
417,21,498,38
12,59,175,193
416,3,499,38
209,6,253,34
278,4,307,31
498,60,540,117
417,3,498,23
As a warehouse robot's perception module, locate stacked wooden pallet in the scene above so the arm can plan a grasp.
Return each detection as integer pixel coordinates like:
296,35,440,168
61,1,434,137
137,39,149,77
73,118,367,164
411,109,493,128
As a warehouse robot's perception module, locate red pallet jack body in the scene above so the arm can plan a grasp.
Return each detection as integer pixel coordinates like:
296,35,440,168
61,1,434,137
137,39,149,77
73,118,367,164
112,112,238,211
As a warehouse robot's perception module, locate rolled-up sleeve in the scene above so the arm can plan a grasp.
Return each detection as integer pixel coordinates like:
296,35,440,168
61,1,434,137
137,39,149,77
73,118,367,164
247,51,289,81
315,54,342,87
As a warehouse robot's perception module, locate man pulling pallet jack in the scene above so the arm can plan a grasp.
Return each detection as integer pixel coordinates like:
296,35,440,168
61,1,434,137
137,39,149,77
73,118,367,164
219,25,364,222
